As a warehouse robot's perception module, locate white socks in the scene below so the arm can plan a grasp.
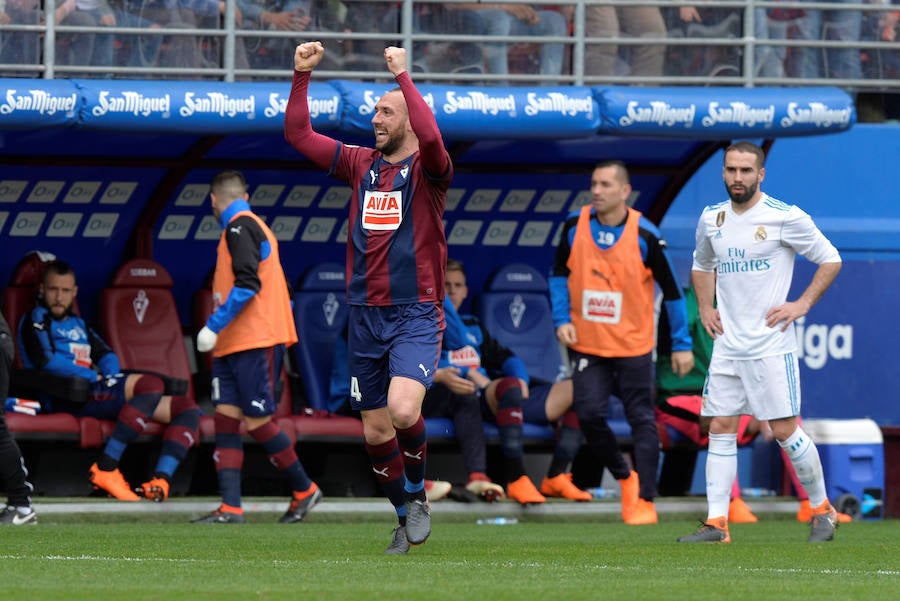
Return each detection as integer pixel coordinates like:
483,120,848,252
706,432,737,520
779,426,828,508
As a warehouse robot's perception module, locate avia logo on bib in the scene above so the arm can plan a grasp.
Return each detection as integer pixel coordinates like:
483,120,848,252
795,316,853,370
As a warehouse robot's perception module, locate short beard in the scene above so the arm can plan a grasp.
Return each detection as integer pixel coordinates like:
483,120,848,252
376,134,401,157
728,182,757,205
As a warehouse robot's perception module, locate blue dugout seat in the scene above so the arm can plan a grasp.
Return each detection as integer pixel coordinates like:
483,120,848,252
476,263,565,385
292,262,350,412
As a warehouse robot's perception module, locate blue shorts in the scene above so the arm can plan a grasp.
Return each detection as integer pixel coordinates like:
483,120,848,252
347,303,444,412
211,345,285,418
75,378,128,420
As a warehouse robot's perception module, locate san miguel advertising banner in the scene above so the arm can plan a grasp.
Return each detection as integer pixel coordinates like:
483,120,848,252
1,79,853,140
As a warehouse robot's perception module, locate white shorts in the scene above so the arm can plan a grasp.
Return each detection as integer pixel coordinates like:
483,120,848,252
701,352,802,421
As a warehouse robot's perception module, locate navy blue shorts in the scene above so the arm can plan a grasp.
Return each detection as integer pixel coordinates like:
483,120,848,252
347,303,444,412
76,378,128,420
211,345,285,418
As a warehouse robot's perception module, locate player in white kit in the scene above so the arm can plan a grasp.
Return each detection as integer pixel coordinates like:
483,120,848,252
678,141,842,544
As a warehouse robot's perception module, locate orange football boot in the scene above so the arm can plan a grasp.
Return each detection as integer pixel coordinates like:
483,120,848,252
506,475,546,504
540,473,592,501
89,463,140,501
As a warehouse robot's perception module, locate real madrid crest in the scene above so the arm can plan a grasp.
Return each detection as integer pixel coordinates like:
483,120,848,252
716,211,725,227
754,226,767,241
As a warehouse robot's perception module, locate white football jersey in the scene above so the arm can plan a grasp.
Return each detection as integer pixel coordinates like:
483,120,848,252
692,193,841,359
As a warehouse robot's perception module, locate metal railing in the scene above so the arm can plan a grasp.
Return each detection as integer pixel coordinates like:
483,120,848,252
0,0,897,90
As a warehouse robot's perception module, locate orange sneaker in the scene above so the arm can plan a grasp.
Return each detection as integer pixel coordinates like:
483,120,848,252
136,477,170,503
540,473,592,501
624,498,658,525
797,499,852,523
678,516,731,543
506,475,546,505
89,463,140,501
617,471,639,521
728,497,758,523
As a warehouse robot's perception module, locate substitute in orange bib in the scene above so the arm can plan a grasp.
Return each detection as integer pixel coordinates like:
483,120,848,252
193,170,321,525
550,160,693,525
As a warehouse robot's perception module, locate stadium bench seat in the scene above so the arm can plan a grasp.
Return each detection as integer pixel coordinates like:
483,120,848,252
290,262,362,439
476,262,566,385
98,258,198,442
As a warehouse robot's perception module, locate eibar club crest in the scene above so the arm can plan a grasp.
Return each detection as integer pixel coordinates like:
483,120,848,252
322,292,340,326
133,290,149,323
508,294,526,328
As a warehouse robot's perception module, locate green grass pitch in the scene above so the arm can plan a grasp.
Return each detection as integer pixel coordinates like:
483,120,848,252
3,503,898,601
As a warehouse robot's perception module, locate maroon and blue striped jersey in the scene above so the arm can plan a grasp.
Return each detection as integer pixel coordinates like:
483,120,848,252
285,70,452,307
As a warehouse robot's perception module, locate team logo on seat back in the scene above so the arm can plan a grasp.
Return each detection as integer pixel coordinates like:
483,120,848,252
322,292,340,327
508,294,526,328
133,290,149,324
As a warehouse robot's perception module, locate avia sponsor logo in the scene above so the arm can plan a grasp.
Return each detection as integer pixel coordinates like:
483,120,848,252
179,92,255,118
263,93,339,119
795,316,852,370
701,102,775,128
443,91,516,116
780,102,853,128
1,89,78,116
523,92,593,117
92,90,171,117
619,101,696,127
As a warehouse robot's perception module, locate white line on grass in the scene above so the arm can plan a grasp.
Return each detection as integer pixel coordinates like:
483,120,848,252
1,555,897,577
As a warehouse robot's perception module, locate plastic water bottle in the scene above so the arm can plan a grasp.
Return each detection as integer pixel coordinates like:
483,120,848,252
741,487,776,498
588,487,620,499
476,517,519,525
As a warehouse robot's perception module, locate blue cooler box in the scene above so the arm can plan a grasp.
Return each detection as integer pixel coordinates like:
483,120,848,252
804,419,885,520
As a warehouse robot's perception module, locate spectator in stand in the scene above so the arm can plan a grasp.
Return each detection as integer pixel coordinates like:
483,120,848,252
238,0,347,70
18,260,202,503
448,3,567,84
0,309,37,525
780,0,863,79
585,2,667,78
440,259,591,504
675,5,785,78
0,0,97,69
114,0,250,72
